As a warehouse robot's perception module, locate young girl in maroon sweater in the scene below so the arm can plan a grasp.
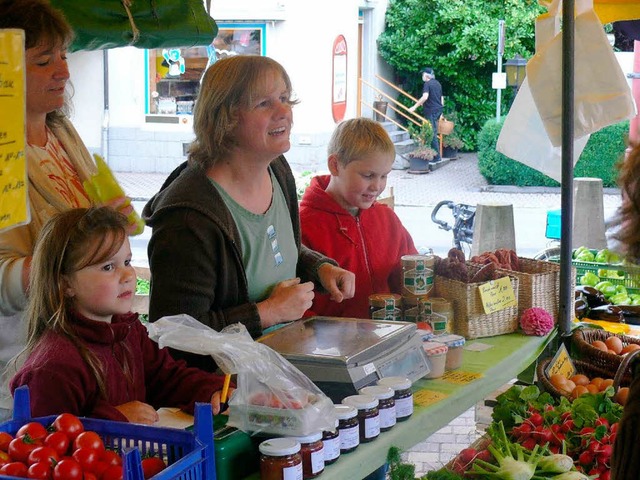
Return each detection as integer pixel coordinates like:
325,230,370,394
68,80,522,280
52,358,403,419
9,207,227,423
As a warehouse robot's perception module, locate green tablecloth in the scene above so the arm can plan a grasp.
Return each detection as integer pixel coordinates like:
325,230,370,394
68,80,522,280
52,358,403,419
297,331,555,479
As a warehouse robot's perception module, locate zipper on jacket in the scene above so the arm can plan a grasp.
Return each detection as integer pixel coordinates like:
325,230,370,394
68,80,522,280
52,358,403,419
355,216,374,286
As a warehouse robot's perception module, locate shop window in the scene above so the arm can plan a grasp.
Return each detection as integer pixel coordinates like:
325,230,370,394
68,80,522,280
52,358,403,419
145,23,265,116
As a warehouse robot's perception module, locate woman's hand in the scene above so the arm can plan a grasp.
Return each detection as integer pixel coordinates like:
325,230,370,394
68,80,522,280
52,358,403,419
114,400,159,424
317,263,355,303
211,388,234,415
257,277,314,328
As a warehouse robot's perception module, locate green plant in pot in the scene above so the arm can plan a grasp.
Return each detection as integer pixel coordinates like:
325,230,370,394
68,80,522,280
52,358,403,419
405,121,438,171
442,132,463,159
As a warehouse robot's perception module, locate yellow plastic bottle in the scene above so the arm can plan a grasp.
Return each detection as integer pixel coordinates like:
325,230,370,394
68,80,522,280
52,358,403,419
83,154,146,236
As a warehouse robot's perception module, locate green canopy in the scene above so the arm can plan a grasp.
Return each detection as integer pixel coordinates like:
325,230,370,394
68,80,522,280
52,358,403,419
50,0,218,51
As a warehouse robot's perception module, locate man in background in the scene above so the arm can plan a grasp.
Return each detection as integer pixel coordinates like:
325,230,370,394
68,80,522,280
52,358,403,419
409,67,444,162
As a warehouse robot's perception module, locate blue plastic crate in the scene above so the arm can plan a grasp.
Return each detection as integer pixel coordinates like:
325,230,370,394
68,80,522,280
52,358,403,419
0,386,215,480
545,208,562,240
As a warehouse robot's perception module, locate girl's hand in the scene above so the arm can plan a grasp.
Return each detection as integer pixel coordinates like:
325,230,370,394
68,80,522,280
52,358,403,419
115,400,159,424
258,278,314,328
101,196,139,235
211,388,234,415
317,263,356,302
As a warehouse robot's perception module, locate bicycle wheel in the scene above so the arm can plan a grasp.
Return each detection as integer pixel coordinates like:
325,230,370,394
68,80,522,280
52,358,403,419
533,245,561,261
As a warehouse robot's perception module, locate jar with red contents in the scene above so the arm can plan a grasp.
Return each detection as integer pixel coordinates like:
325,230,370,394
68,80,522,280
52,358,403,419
289,432,325,479
341,394,380,443
377,376,413,421
359,385,396,432
259,438,303,480
322,418,340,465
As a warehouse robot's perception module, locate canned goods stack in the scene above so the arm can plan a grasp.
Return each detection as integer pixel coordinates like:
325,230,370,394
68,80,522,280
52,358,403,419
368,294,403,321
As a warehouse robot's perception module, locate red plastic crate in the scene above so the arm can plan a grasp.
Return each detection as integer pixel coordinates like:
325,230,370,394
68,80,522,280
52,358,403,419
0,386,215,480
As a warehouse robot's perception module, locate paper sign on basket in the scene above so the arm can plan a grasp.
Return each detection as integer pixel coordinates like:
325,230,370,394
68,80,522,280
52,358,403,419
479,277,517,314
0,29,29,233
545,343,576,379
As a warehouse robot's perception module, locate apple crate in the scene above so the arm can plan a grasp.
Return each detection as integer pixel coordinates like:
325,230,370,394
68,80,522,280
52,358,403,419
0,386,216,480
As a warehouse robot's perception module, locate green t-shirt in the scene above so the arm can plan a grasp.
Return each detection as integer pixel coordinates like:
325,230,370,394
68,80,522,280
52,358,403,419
211,169,298,302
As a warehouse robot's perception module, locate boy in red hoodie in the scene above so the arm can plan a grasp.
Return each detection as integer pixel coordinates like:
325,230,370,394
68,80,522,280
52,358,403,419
300,117,418,318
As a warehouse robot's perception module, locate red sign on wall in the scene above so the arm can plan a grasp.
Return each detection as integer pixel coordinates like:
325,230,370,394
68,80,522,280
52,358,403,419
331,35,347,123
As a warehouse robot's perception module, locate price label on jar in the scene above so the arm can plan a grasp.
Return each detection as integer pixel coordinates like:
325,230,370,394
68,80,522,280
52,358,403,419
478,277,517,314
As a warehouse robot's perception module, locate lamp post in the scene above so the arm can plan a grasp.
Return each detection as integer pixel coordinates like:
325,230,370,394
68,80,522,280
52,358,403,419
505,54,527,97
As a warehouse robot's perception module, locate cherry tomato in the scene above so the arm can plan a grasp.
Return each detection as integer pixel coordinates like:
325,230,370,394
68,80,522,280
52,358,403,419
72,447,101,473
0,450,10,468
73,431,104,452
27,461,52,479
28,446,59,467
52,414,84,442
43,431,70,457
101,449,122,466
9,436,42,463
83,473,98,480
17,422,48,442
91,461,110,478
141,456,167,479
52,458,83,480
1,461,29,477
101,464,124,480
0,432,13,452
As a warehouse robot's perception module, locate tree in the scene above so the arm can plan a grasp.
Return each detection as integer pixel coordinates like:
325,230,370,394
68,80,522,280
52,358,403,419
377,0,543,149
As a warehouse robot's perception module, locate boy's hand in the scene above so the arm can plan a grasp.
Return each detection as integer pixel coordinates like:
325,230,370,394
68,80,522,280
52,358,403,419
258,278,314,328
115,401,159,425
318,263,355,302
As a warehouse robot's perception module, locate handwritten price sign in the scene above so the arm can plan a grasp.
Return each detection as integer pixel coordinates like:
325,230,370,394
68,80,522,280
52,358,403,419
0,29,28,232
479,277,517,314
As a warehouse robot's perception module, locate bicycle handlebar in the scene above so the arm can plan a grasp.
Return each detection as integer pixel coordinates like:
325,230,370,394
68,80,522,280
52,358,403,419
431,200,455,231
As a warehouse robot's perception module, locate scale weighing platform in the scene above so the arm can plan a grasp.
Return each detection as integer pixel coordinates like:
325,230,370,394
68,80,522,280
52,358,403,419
259,316,431,402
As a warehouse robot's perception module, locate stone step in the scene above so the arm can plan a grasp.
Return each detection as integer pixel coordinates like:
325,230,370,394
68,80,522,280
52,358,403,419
393,139,416,155
388,129,411,143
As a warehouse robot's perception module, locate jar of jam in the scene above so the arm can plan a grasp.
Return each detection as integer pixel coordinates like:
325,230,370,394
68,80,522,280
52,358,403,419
342,394,380,442
289,432,324,479
359,385,396,432
259,438,303,480
334,404,359,454
322,419,340,465
369,294,402,321
378,376,413,421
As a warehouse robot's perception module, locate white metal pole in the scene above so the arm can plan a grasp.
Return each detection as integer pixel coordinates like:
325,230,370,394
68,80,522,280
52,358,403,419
496,20,505,121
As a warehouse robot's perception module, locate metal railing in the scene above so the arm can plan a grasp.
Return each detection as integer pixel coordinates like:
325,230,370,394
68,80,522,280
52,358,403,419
359,74,443,157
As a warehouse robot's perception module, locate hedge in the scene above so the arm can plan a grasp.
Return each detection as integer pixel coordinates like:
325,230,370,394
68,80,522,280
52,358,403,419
477,117,629,188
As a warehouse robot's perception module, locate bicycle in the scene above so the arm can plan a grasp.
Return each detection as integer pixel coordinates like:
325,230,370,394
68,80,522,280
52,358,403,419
431,200,476,255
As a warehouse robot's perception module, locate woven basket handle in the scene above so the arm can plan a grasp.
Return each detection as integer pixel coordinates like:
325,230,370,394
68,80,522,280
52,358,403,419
613,349,640,391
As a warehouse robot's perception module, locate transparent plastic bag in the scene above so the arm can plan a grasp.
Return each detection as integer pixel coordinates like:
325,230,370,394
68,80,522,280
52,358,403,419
147,315,336,436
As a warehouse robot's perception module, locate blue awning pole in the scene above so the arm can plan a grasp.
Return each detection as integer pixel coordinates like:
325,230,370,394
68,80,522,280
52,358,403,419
559,0,575,339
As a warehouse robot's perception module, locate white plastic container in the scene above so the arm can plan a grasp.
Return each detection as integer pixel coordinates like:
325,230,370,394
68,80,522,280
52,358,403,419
422,341,449,378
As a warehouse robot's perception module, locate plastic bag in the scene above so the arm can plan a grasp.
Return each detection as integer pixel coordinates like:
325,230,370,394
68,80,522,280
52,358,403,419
528,0,635,146
496,77,590,182
147,315,336,436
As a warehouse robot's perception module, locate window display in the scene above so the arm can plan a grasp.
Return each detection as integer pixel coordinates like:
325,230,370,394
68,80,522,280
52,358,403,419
145,24,265,116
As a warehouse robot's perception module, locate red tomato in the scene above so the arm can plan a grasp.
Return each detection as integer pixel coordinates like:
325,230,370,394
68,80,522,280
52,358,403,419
0,432,13,452
0,450,10,468
73,431,104,452
27,461,52,479
9,436,42,463
0,461,29,477
52,414,84,442
101,464,124,480
91,461,110,478
43,432,70,457
83,473,98,480
72,447,101,473
17,422,48,442
101,449,122,466
28,446,59,467
141,456,167,479
52,458,82,480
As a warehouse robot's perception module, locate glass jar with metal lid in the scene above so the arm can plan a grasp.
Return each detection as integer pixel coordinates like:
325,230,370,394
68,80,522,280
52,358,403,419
377,376,413,421
259,438,303,480
322,418,340,465
359,385,396,432
342,394,380,442
289,431,325,479
334,404,359,454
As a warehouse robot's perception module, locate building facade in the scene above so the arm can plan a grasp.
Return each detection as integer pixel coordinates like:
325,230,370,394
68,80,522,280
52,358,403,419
67,0,393,173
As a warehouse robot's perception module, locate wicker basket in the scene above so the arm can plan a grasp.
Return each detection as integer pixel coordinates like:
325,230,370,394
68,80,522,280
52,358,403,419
571,328,640,381
496,257,572,321
536,357,629,400
438,117,454,135
434,264,519,339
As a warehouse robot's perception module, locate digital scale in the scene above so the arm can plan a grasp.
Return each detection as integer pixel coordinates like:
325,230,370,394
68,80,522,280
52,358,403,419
259,316,431,402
